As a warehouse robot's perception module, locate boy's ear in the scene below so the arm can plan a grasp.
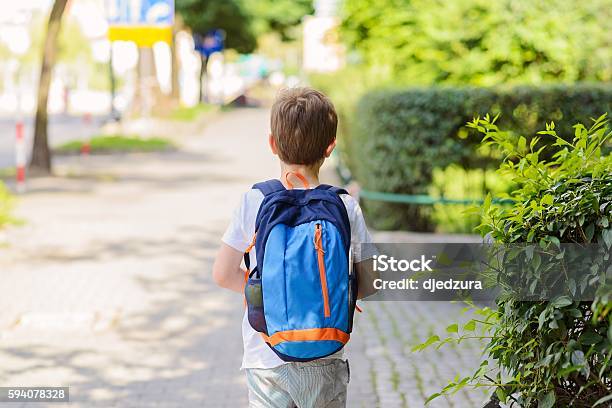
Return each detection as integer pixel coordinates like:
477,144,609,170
269,134,278,156
324,139,337,158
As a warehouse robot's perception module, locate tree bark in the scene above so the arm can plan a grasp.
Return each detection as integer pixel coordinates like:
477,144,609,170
132,47,164,117
170,29,180,101
199,54,208,103
168,15,184,103
29,0,68,174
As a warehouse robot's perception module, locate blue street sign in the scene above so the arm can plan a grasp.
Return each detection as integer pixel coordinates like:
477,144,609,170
107,0,174,26
194,30,225,58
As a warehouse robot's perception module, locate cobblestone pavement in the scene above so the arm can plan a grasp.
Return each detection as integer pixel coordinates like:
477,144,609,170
0,108,489,407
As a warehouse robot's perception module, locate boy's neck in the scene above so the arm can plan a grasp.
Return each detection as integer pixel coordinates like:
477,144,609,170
280,162,321,188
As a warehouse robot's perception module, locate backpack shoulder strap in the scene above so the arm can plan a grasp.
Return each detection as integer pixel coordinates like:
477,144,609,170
316,184,349,195
252,179,286,196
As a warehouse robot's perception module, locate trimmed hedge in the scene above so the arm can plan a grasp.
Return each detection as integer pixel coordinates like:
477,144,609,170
349,83,612,231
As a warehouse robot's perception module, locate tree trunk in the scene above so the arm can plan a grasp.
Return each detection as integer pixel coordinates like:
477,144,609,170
132,47,164,117
30,0,68,175
132,48,144,116
109,44,119,121
199,54,208,103
170,29,180,101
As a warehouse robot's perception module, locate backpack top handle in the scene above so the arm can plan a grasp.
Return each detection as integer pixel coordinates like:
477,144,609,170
284,171,310,189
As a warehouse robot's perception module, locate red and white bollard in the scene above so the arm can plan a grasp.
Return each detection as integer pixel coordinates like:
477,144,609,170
81,113,92,156
81,141,91,156
15,121,26,193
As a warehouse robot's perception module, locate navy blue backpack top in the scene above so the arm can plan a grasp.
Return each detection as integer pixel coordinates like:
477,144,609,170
243,173,359,362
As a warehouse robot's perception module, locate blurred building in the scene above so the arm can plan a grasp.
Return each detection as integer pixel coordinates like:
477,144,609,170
302,0,345,73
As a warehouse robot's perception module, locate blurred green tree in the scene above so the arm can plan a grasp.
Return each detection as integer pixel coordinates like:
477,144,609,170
176,0,257,54
176,0,313,101
20,14,91,70
176,0,313,50
243,0,313,40
176,0,257,101
341,0,611,85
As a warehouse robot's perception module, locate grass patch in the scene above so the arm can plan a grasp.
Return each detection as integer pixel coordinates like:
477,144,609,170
0,167,16,180
0,181,15,229
56,135,174,154
168,104,216,121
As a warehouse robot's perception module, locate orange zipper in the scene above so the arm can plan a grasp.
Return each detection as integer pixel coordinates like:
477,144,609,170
314,224,331,318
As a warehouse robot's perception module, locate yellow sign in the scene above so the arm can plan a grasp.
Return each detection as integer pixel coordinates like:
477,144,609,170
106,0,174,47
108,25,172,47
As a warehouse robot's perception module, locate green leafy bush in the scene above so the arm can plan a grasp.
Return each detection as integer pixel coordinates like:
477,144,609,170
428,165,511,233
341,0,611,85
350,84,612,231
414,115,611,407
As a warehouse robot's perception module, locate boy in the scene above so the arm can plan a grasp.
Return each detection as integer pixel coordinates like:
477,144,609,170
213,87,376,408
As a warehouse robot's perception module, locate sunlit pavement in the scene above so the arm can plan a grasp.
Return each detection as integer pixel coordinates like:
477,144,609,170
0,108,487,407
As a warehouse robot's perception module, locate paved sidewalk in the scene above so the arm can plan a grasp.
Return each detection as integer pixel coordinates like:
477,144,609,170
0,108,488,407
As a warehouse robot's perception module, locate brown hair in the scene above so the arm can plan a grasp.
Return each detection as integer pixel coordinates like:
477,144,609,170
270,87,338,165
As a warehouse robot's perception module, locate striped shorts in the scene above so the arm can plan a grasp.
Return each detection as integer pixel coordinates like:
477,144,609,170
246,359,349,408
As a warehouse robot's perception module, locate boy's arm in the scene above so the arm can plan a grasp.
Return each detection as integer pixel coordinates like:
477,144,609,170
345,195,379,299
216,191,253,293
212,243,246,293
355,257,379,299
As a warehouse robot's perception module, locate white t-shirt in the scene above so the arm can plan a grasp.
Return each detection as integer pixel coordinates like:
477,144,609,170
222,186,373,369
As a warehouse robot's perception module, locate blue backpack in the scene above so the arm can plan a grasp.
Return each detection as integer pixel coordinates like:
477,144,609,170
243,176,358,362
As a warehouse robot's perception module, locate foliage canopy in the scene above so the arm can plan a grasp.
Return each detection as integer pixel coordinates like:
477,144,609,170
176,0,257,53
340,0,611,86
176,0,313,53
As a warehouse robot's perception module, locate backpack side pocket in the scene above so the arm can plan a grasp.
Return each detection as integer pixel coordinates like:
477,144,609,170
245,270,267,334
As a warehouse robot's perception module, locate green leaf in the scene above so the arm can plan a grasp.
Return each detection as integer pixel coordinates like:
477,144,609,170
463,320,476,331
594,394,612,406
541,194,553,206
526,245,535,260
532,252,541,270
538,390,555,408
425,393,442,404
603,229,612,249
551,296,572,308
538,310,548,330
548,236,560,248
580,331,603,345
527,229,536,243
570,350,585,366
584,224,595,242
446,324,459,333
412,335,441,352
568,279,576,296
518,136,526,152
495,387,507,403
